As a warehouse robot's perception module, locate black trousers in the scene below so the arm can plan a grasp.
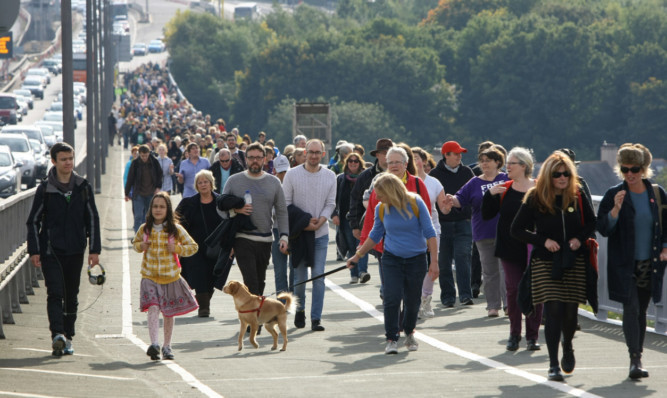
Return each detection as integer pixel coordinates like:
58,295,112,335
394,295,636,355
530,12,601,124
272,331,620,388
623,282,651,356
41,253,85,340
233,238,272,296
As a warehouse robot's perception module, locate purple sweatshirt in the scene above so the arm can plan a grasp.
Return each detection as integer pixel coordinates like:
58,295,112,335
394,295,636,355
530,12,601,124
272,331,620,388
455,173,508,241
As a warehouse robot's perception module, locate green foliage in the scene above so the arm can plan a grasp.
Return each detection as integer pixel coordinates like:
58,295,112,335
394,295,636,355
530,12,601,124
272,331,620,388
166,0,667,160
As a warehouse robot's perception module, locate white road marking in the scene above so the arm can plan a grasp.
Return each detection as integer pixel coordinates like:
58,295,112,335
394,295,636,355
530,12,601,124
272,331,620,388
116,149,223,398
0,367,134,380
0,391,66,398
12,348,92,357
325,279,604,398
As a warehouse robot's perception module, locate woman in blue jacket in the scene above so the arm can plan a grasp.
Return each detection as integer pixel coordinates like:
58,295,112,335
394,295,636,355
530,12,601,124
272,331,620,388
597,143,667,380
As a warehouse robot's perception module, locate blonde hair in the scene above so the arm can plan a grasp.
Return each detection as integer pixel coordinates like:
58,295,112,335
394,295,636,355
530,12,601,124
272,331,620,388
525,151,579,214
615,143,653,179
194,170,215,193
373,173,416,219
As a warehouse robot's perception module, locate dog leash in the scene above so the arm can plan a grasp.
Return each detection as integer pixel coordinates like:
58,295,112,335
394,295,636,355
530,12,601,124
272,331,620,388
264,263,354,297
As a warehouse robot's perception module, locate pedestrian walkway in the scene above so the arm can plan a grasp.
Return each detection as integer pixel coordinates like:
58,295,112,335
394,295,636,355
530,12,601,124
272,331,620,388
0,145,666,398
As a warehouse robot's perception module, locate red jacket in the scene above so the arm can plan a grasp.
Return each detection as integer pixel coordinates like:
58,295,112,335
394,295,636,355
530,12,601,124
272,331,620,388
360,173,431,253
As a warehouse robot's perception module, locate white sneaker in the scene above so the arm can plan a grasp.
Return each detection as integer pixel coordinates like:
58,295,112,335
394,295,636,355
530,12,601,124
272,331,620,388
385,340,398,354
419,296,434,319
63,339,74,355
350,277,359,284
359,272,371,283
405,333,419,352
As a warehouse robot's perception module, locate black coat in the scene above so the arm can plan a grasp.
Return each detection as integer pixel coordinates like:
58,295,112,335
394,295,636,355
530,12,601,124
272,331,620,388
288,204,314,268
348,161,381,229
209,159,244,194
596,180,667,304
124,155,163,198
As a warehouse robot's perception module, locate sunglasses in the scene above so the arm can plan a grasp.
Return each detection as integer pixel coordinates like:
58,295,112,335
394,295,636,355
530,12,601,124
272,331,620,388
347,159,360,164
219,159,231,163
551,171,571,178
620,166,642,174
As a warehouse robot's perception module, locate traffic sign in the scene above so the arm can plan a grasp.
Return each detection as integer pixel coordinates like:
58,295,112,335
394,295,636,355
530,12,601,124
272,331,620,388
0,32,13,59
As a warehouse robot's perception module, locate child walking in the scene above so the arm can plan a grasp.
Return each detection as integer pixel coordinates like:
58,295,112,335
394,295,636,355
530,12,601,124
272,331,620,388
133,192,199,360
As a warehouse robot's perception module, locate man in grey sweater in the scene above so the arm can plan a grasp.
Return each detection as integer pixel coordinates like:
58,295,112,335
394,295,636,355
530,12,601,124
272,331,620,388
223,143,289,297
283,139,337,331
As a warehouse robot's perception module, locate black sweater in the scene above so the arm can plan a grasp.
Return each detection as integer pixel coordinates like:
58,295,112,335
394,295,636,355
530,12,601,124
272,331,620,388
429,159,474,222
482,186,528,264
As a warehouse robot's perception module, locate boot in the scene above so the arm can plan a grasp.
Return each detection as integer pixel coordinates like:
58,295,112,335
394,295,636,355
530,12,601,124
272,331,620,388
196,293,211,317
295,310,306,328
629,353,649,379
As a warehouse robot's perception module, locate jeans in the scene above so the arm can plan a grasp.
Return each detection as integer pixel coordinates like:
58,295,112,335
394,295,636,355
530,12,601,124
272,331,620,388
132,194,153,233
272,228,292,294
438,220,473,304
623,276,651,355
381,250,427,341
293,235,328,321
339,219,367,277
41,253,85,339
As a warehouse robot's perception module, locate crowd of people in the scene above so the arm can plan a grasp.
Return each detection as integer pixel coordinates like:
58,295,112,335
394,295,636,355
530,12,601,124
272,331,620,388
37,62,665,382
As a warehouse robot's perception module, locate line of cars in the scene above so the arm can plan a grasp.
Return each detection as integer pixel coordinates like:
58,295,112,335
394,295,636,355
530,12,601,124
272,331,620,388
132,38,166,56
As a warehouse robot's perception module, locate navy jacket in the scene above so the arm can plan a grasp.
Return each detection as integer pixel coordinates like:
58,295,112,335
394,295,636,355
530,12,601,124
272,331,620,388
27,175,101,256
597,180,667,304
124,155,163,198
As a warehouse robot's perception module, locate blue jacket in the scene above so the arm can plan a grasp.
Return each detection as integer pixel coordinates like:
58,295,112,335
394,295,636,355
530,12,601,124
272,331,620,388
596,180,667,304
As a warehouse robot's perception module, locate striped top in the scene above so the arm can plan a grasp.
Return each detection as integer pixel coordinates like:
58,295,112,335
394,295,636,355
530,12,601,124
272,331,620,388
133,223,198,284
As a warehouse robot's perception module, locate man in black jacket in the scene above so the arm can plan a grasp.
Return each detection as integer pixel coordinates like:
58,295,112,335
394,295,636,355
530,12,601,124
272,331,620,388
430,141,475,307
210,148,243,194
124,144,163,232
26,142,101,357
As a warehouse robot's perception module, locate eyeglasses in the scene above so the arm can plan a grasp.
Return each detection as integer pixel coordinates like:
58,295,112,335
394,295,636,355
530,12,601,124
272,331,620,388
219,159,231,163
247,156,264,162
507,161,522,166
620,166,642,174
479,158,495,163
307,151,323,156
551,171,571,178
347,159,360,164
387,161,406,166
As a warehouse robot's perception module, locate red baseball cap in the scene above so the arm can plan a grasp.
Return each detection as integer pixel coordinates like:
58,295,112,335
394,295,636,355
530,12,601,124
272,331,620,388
441,141,467,155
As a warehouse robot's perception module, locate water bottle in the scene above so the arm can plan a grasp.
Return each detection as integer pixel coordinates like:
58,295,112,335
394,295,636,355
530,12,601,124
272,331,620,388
244,190,252,205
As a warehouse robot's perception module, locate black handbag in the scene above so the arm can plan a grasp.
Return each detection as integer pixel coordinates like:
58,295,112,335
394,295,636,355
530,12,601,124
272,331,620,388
200,203,220,260
517,263,534,317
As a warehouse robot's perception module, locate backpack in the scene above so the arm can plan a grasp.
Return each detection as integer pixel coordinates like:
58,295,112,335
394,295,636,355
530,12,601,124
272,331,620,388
379,196,419,222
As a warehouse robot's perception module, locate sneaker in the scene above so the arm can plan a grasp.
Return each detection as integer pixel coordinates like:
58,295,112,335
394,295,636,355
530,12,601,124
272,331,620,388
548,366,564,382
350,276,359,284
63,339,74,355
311,320,325,332
359,272,371,284
52,334,66,357
419,296,434,319
405,334,419,352
385,340,398,355
162,346,174,360
488,309,499,317
526,339,541,351
146,344,161,361
442,301,454,308
462,298,474,306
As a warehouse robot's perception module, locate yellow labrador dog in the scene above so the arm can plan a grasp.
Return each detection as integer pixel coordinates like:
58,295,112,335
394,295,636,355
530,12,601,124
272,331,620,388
223,280,295,351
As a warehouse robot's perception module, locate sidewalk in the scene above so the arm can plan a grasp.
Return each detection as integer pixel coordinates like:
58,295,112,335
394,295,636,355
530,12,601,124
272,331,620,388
1,144,666,398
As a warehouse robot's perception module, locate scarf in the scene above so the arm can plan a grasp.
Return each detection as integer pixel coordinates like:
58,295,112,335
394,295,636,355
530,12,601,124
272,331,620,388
47,167,76,196
345,173,358,183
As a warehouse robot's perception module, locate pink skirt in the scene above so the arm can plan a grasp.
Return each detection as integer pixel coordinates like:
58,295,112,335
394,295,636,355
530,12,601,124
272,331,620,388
140,277,199,317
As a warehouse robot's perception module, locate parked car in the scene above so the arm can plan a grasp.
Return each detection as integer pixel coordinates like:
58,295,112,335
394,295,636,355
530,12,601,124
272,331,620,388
42,58,62,75
15,98,28,118
148,39,165,53
34,121,63,143
36,124,57,147
12,89,34,109
21,76,45,99
0,134,36,188
28,139,49,180
1,126,48,155
0,94,19,125
0,145,22,198
132,43,148,56
73,83,87,104
26,68,51,85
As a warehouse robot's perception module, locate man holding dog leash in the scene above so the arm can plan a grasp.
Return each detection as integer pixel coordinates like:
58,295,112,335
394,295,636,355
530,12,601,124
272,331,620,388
26,142,102,357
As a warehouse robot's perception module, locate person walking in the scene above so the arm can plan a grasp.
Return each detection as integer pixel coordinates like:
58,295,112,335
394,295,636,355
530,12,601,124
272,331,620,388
176,143,211,198
347,173,438,354
157,144,174,194
596,143,667,380
429,141,475,308
482,147,542,351
511,151,596,381
134,192,199,360
210,148,243,194
283,139,337,331
26,142,101,356
271,154,292,294
223,143,289,299
443,146,508,315
125,144,163,233
175,170,223,317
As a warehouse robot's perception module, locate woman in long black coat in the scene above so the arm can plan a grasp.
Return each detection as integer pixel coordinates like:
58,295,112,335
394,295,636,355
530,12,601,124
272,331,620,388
175,170,222,317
